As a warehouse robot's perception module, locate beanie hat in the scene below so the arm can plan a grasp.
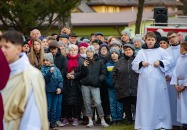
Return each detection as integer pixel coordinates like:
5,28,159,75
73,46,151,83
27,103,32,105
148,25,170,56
123,44,135,51
99,43,110,52
109,40,122,48
82,38,90,43
133,36,143,44
49,40,59,48
92,39,102,46
95,32,104,36
44,53,54,64
121,29,131,38
57,41,63,46
79,42,89,49
86,46,95,54
110,48,120,56
57,34,69,41
159,36,168,43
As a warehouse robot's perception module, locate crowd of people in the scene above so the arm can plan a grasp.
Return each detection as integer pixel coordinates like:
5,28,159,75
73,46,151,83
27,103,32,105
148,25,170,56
0,27,187,130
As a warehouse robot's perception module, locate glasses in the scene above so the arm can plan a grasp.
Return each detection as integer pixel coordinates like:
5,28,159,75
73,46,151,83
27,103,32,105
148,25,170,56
168,35,177,40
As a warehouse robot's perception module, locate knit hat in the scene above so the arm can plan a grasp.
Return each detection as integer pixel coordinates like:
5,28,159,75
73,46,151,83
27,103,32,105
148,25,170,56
57,34,69,41
44,53,54,64
79,42,89,49
133,36,144,44
86,46,95,54
121,29,131,38
109,40,122,48
95,32,104,36
82,38,90,43
159,36,168,43
123,44,135,51
110,48,120,56
92,39,102,45
49,40,59,48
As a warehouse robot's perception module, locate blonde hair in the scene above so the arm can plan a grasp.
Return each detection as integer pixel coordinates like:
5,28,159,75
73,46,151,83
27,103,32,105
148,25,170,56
29,38,44,68
68,44,78,50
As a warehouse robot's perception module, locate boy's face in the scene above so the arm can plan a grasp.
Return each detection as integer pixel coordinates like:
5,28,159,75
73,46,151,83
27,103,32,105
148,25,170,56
100,46,108,56
145,37,156,49
22,44,30,52
43,59,51,66
92,43,100,50
111,52,118,61
168,33,178,45
159,41,169,49
0,39,22,64
180,46,186,55
121,34,130,42
110,45,120,50
124,47,134,57
134,41,141,48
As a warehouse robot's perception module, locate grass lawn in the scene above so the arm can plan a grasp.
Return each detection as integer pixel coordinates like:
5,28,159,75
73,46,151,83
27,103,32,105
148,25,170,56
102,120,134,130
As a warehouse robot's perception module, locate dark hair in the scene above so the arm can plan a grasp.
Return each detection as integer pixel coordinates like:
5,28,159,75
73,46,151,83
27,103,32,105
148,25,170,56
145,32,157,40
0,30,24,45
181,41,187,52
167,31,177,37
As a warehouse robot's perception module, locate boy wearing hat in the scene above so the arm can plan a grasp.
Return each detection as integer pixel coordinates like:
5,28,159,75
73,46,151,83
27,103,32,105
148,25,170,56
121,29,133,45
106,48,123,125
133,35,144,55
0,30,48,130
159,37,169,49
41,53,63,129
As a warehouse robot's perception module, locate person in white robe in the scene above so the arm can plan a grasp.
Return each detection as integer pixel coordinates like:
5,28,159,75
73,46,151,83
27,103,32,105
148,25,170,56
165,31,182,129
132,32,173,130
170,41,187,129
0,30,48,130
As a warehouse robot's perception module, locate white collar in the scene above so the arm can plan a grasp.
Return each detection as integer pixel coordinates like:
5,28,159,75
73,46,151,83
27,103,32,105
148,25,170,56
9,53,30,77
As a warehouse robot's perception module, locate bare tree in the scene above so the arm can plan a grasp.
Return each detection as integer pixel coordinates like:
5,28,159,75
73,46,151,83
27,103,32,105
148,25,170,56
135,0,145,34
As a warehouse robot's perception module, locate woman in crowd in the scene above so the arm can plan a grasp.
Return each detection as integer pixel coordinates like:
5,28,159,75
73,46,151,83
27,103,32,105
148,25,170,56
29,38,44,69
61,44,88,127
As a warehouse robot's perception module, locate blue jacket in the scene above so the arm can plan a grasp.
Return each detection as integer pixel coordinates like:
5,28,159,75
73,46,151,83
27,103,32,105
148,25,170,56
106,60,116,88
41,65,63,93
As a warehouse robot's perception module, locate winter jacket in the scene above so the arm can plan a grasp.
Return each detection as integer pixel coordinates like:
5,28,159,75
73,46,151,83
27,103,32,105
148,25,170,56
80,54,107,87
106,60,116,88
63,57,88,106
41,65,63,93
112,55,138,99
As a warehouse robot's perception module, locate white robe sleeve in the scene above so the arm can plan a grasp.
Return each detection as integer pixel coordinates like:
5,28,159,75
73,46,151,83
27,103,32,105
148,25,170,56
159,49,173,73
132,50,144,74
19,86,42,130
170,64,178,85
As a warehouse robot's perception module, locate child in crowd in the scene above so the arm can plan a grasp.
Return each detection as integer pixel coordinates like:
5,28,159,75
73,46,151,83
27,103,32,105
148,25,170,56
132,32,173,130
159,36,170,49
106,48,123,125
171,42,187,130
113,44,138,125
133,35,143,55
41,53,63,129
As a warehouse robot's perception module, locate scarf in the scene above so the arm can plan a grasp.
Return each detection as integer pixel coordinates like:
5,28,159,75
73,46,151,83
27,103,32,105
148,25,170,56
67,53,79,73
0,49,10,130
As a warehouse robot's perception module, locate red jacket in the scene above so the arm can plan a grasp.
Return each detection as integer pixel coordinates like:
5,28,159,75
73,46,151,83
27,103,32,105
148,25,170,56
0,49,10,130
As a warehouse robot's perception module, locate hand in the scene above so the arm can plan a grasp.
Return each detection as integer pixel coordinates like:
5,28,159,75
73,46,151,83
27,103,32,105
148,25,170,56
66,73,71,79
56,88,61,94
50,67,54,73
165,75,171,81
178,85,185,92
70,75,75,79
154,61,160,67
142,61,149,67
84,60,89,66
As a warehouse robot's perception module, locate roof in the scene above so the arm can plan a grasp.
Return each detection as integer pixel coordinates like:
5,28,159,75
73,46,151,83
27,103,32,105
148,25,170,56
86,0,183,6
71,10,183,27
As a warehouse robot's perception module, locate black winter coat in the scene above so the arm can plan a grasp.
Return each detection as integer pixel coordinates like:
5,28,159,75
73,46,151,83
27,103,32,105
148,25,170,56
63,57,88,106
112,55,138,99
80,54,107,88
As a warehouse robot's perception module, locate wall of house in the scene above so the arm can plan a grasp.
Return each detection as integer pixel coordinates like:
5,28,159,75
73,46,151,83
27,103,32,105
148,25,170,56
91,5,120,13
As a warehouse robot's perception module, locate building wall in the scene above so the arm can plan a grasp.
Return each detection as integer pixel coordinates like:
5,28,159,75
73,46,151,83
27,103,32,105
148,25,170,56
91,5,120,13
